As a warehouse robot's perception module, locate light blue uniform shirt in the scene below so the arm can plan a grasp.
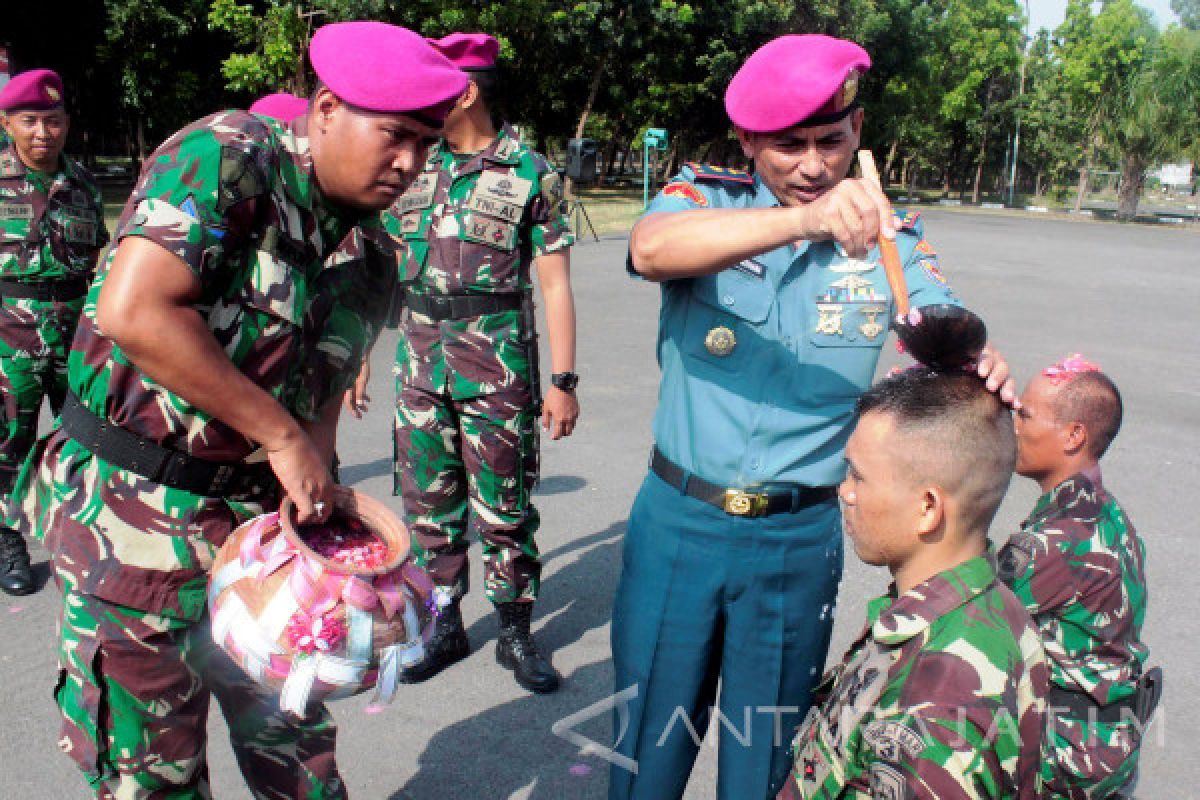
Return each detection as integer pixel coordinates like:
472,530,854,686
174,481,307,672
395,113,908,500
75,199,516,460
635,165,959,488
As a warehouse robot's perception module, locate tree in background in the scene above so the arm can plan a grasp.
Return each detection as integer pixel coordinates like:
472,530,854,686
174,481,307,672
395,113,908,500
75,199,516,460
1021,29,1085,199
2,0,1190,214
1042,0,1157,212
1106,25,1200,218
209,0,388,94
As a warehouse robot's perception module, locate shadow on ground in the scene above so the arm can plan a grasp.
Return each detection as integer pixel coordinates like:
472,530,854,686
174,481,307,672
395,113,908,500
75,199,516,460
390,523,624,799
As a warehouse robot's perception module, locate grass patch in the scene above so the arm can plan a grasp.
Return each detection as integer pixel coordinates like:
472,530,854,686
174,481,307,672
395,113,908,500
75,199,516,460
569,187,646,236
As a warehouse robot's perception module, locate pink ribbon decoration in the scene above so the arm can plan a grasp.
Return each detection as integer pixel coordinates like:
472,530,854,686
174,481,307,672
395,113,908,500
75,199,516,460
238,514,422,622
1043,353,1102,385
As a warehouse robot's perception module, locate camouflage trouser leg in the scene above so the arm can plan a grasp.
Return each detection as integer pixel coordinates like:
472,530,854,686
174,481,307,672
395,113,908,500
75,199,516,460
395,383,472,599
0,351,66,516
53,572,345,799
395,382,541,604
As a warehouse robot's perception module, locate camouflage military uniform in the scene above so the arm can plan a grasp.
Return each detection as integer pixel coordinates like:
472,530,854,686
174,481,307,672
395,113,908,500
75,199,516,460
387,124,572,604
12,110,393,799
0,143,107,508
779,555,1048,799
997,468,1148,798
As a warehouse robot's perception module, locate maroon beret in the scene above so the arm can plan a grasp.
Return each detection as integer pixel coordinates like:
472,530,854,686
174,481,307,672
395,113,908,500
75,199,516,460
0,69,66,112
725,35,871,133
309,22,468,122
427,33,500,70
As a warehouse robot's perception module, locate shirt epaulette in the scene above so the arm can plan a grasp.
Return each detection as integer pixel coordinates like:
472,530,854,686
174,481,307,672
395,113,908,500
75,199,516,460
685,162,754,185
894,208,921,231
0,150,22,179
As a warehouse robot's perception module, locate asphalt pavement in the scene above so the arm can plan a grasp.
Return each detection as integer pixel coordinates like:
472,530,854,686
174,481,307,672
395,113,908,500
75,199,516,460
0,210,1194,798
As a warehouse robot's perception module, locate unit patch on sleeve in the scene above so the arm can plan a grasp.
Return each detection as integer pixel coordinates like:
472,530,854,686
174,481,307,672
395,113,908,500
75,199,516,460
662,181,708,207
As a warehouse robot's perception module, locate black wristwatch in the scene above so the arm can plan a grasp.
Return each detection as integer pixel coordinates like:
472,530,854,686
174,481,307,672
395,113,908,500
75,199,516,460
550,372,579,392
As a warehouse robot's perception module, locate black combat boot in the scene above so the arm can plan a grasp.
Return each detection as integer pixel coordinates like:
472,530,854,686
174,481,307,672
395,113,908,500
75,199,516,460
401,600,469,683
495,602,560,694
0,527,34,596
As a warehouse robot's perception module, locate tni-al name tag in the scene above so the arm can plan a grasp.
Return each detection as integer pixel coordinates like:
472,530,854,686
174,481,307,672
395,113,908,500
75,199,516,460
0,203,34,221
466,191,523,224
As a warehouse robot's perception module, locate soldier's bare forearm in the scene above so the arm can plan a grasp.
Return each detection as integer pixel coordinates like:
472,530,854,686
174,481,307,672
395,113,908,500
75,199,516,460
97,237,303,451
629,206,810,281
534,252,576,373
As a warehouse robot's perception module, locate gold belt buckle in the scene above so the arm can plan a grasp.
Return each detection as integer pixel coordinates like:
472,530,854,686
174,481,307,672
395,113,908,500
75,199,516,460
724,488,769,517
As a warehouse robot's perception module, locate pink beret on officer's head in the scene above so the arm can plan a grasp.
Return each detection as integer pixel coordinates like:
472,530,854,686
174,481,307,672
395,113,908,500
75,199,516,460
725,35,871,133
248,92,308,121
0,69,66,112
309,21,468,123
427,33,500,71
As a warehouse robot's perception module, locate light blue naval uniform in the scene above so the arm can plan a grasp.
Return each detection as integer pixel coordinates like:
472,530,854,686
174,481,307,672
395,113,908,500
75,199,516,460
609,164,959,800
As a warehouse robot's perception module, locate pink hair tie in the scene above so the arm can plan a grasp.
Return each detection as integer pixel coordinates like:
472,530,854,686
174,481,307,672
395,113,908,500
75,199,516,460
1043,353,1101,384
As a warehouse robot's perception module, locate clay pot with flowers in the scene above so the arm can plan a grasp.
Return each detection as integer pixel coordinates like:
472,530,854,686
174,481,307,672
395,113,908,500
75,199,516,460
208,486,439,714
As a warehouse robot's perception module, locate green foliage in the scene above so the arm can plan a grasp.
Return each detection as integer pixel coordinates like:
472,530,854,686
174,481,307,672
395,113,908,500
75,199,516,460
5,0,1189,205
1113,26,1200,163
208,0,388,94
102,0,208,125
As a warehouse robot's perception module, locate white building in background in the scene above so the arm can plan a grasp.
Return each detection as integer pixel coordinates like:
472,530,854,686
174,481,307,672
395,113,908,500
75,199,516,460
1157,163,1194,189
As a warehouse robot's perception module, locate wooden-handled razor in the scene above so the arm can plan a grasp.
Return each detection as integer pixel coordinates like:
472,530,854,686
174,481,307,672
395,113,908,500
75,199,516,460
856,149,909,316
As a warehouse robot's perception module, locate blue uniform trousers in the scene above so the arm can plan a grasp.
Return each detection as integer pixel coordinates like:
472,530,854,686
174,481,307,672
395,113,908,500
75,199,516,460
609,471,843,800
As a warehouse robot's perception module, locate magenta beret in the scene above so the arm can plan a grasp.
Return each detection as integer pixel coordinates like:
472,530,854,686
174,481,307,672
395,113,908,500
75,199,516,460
309,22,468,121
427,33,500,70
725,35,871,133
0,69,66,112
249,92,308,121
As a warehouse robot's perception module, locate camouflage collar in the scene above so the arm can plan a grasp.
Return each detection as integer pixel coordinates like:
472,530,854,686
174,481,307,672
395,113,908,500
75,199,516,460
275,114,316,212
448,123,522,177
1,143,75,188
269,113,361,258
422,140,443,170
870,554,997,645
1025,467,1104,528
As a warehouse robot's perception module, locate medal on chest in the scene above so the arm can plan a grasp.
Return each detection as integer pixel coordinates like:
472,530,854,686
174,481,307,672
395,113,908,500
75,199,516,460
815,269,888,340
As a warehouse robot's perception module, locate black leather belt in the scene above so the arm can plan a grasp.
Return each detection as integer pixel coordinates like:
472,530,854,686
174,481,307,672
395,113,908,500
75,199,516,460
59,393,275,499
650,446,836,517
1048,667,1162,726
406,291,523,321
0,276,90,302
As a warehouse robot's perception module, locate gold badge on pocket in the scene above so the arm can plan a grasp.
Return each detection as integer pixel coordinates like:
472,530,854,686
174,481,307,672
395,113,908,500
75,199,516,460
705,326,736,356
858,305,886,340
815,304,844,336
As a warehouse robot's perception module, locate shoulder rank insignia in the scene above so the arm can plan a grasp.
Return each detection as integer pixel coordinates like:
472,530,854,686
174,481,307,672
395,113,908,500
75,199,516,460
662,181,708,207
919,256,947,285
893,208,921,230
0,152,20,179
685,162,754,185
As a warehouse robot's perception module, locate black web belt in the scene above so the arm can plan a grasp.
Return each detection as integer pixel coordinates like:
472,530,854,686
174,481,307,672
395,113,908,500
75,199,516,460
59,393,275,499
1048,667,1163,725
405,291,523,321
0,276,90,302
650,446,836,517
